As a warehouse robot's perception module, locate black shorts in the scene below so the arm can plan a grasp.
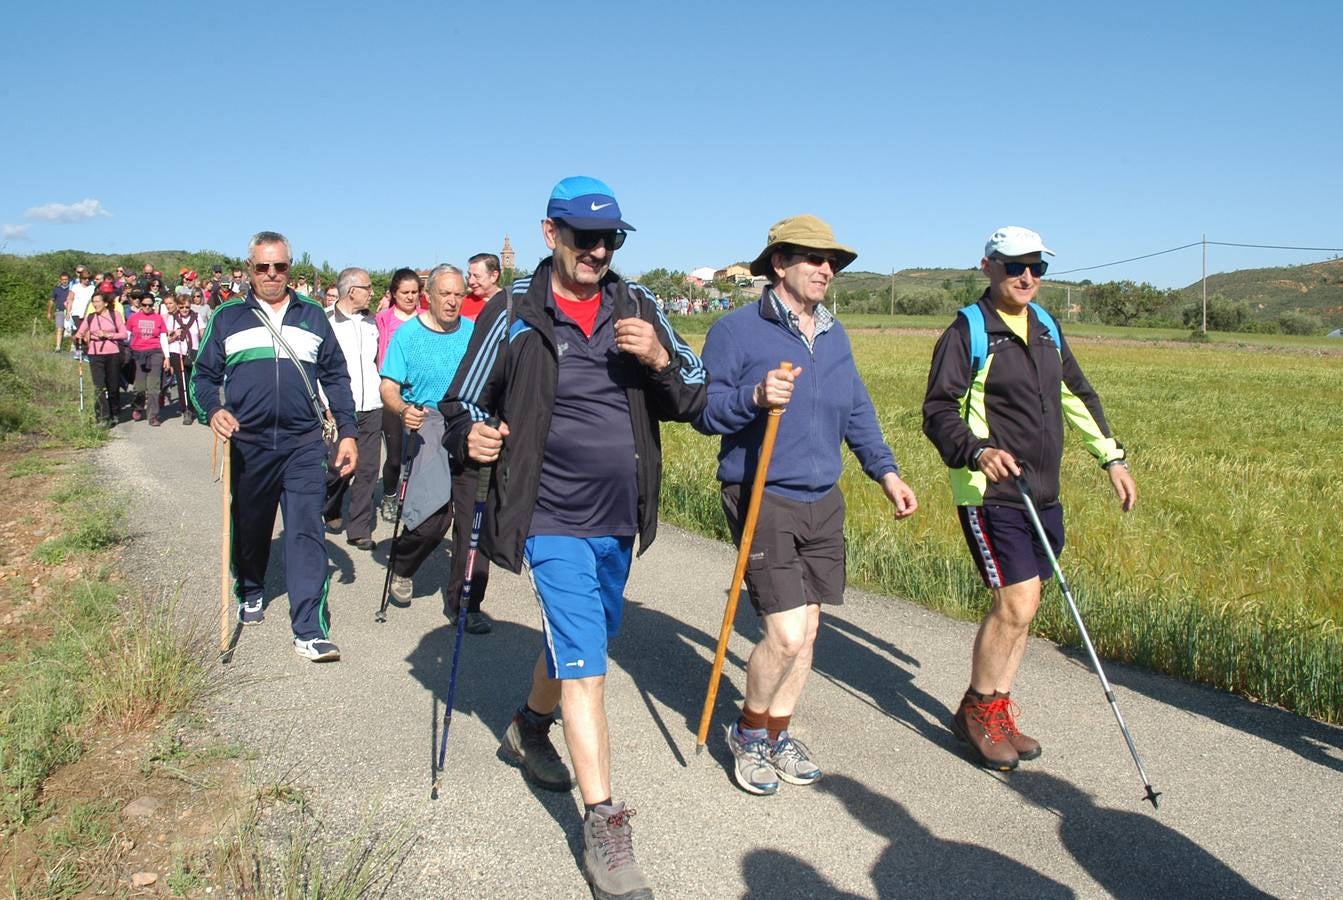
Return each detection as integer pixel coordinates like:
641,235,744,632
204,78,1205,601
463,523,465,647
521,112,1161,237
958,503,1065,590
721,484,846,616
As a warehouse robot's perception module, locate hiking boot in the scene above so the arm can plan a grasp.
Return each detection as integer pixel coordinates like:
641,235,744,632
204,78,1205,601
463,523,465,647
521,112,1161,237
380,492,398,523
951,691,1019,771
293,637,340,662
131,409,143,421
239,598,265,626
325,517,344,533
769,733,822,785
498,709,572,791
347,536,375,552
389,574,413,602
727,722,779,796
997,692,1042,760
465,611,493,635
149,417,161,427
583,802,652,900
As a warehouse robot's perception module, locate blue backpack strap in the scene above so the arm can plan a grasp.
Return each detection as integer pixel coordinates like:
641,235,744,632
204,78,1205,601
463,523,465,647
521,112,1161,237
958,303,988,372
1029,302,1062,352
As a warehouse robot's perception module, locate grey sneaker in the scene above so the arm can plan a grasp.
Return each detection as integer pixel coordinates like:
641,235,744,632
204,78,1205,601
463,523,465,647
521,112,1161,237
465,611,493,634
727,722,779,796
583,802,652,900
380,492,398,523
498,709,572,791
769,733,822,785
293,637,340,662
239,598,264,626
389,574,413,602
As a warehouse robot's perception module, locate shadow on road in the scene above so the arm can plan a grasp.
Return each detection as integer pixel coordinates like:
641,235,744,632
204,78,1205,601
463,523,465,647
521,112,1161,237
404,616,585,860
1005,769,1272,898
739,773,1073,898
1068,648,1343,777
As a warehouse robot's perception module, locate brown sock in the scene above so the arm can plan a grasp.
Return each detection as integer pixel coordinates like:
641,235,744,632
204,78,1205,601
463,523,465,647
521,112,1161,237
766,714,791,742
739,705,769,733
966,687,995,703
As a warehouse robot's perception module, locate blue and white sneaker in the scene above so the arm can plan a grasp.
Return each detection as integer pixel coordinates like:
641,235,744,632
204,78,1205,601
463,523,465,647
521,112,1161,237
293,637,340,662
769,732,822,785
239,598,264,626
727,722,779,796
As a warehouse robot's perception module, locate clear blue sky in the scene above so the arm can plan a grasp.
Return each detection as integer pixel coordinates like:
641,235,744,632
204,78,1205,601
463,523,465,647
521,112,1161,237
3,1,1340,288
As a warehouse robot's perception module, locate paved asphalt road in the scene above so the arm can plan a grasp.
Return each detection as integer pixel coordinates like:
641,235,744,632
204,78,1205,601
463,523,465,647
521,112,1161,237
105,416,1341,898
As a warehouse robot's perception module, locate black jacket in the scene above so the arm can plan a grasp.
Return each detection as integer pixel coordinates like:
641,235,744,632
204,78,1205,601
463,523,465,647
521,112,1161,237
922,292,1124,509
440,259,707,572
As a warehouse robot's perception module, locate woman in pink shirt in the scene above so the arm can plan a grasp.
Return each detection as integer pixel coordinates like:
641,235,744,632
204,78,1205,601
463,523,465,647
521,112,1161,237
74,291,129,427
374,268,423,517
126,293,169,425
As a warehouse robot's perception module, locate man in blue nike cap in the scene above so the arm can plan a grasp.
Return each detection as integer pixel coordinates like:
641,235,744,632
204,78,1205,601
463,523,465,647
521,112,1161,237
441,176,707,898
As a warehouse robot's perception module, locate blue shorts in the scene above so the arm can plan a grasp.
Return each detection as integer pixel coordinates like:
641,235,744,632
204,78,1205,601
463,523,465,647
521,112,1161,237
958,503,1065,590
524,535,634,679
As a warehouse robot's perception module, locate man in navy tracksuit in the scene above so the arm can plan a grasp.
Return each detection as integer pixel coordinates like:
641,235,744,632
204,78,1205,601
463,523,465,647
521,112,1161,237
191,231,358,663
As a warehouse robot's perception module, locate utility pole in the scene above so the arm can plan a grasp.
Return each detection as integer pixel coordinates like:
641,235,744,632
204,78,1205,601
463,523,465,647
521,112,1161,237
1201,233,1208,333
889,270,895,317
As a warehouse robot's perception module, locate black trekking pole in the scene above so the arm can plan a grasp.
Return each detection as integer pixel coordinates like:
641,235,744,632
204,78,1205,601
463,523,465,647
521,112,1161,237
375,407,422,623
1015,475,1162,810
431,417,498,799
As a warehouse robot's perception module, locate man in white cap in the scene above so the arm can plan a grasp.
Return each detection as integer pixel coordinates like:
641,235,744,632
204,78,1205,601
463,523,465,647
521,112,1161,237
922,226,1137,771
695,214,918,796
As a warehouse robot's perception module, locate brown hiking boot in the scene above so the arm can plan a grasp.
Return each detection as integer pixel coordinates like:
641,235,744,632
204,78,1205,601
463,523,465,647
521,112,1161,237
997,692,1041,760
951,691,1019,771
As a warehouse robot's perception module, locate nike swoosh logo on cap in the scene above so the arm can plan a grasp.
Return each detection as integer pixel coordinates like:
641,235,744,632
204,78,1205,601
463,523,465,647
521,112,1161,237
590,201,613,211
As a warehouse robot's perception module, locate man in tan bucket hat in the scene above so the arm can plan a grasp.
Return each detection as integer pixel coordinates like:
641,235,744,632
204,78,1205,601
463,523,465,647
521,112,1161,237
695,214,918,795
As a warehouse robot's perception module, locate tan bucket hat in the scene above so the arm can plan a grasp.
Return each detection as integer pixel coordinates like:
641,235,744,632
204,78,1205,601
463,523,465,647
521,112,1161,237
748,214,858,277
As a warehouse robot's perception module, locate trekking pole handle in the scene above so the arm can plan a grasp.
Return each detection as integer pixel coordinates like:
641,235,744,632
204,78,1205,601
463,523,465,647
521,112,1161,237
475,416,501,503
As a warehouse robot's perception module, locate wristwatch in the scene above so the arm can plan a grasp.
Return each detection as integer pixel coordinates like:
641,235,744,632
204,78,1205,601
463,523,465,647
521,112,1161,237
971,447,988,470
1102,458,1128,471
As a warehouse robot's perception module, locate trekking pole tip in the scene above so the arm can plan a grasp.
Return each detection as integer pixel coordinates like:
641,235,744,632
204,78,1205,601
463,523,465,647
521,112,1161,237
1144,786,1162,810
694,743,704,756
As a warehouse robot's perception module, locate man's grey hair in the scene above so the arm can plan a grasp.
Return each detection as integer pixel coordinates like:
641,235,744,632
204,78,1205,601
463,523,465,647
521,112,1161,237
337,267,368,299
426,264,464,295
247,230,291,261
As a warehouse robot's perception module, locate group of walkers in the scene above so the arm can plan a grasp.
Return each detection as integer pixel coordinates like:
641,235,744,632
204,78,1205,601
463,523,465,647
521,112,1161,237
183,176,1135,900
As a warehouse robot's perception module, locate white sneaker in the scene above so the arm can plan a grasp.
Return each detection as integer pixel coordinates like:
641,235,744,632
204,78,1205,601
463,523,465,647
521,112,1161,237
293,637,340,662
389,574,413,602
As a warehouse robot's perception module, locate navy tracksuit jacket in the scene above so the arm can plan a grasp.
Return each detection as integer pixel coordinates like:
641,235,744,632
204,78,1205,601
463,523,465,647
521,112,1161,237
191,291,357,639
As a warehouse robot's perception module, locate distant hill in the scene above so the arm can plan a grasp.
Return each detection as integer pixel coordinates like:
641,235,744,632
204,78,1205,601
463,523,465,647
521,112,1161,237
1169,258,1343,326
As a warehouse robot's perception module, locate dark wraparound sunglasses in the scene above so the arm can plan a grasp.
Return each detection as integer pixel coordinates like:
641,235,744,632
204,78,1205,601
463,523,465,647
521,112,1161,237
252,261,291,275
562,224,626,252
790,250,842,269
996,259,1048,278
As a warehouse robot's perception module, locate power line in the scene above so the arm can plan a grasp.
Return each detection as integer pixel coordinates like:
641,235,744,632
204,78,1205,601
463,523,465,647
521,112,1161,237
1047,238,1343,278
1048,242,1201,276
1207,241,1343,252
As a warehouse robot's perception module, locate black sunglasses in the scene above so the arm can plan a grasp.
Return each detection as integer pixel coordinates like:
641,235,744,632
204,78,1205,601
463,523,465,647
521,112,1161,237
252,261,291,275
562,224,626,252
996,259,1048,278
790,250,841,269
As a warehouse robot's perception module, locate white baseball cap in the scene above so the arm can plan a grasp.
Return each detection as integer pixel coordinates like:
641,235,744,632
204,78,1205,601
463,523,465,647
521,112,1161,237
985,226,1054,259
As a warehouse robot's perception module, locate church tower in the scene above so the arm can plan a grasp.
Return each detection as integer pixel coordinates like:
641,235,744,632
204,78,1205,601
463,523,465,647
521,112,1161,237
500,234,515,271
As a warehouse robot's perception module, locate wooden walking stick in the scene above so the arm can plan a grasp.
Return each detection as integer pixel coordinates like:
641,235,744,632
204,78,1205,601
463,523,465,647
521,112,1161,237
214,436,233,662
695,361,792,753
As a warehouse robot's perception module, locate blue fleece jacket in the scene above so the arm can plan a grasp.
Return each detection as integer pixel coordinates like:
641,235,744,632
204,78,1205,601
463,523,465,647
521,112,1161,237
694,290,898,501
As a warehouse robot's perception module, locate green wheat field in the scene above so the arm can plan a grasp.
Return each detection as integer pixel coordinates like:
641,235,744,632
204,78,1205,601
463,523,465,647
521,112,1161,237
660,331,1343,722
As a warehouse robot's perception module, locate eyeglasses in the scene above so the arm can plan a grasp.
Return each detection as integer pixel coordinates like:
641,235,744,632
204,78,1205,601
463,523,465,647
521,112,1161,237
251,261,291,275
790,251,841,269
353,283,374,292
561,224,626,252
995,259,1048,278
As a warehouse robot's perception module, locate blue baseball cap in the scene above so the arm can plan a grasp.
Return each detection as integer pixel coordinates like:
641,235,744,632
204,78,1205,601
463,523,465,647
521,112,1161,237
546,176,636,232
